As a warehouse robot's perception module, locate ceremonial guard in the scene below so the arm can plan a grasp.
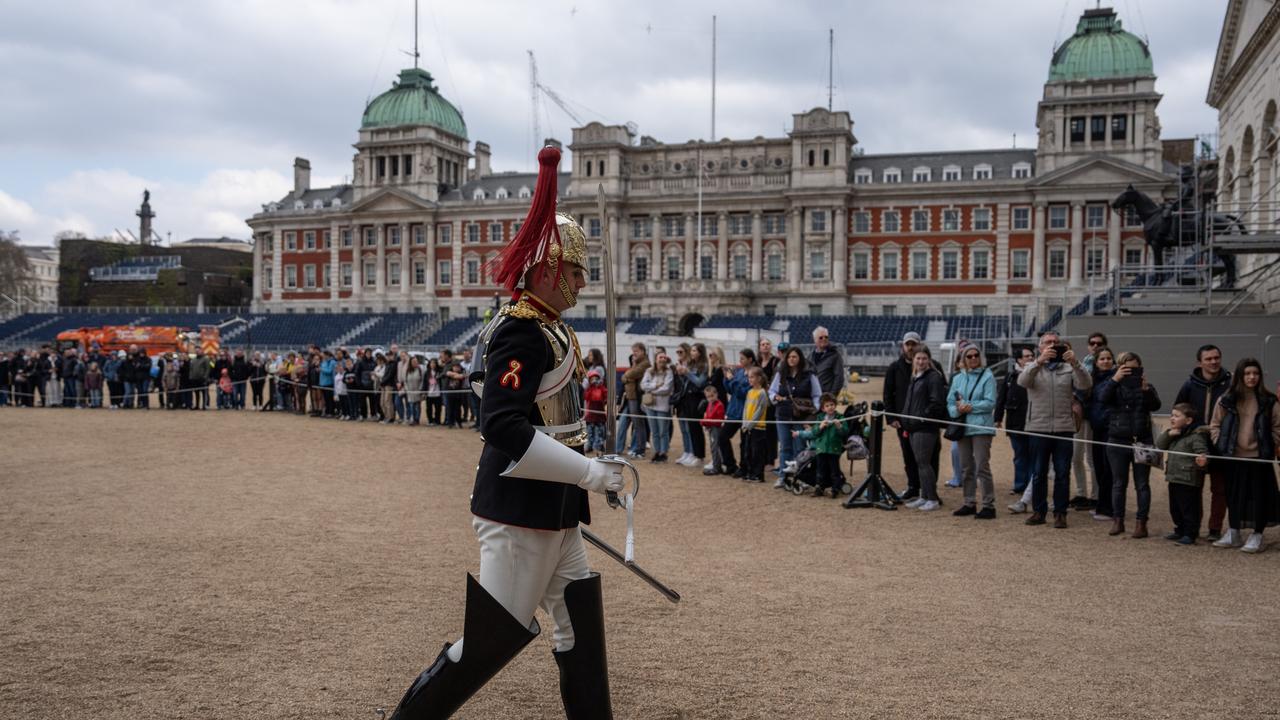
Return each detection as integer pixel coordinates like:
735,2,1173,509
389,146,625,719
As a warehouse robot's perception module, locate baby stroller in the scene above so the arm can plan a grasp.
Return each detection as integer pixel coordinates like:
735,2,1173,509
779,401,869,496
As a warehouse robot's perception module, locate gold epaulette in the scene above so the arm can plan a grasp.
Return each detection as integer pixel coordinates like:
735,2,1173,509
501,298,544,321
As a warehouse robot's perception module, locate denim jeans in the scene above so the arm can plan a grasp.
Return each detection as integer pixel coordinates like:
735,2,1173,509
586,423,605,452
1030,432,1074,515
676,414,692,455
645,407,672,455
947,441,962,483
394,393,405,420
1107,443,1152,521
776,419,801,473
123,381,136,408
136,378,150,408
0,388,8,406
89,388,102,407
1008,433,1033,493
63,378,78,407
406,398,421,424
233,384,246,409
616,399,647,454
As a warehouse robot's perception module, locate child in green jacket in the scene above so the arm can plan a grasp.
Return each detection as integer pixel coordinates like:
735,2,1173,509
1156,402,1211,544
793,393,848,498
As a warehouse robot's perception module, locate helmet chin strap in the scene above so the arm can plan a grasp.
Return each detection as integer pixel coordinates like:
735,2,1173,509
556,271,577,308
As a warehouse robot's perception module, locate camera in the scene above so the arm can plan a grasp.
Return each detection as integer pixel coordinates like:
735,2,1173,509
1051,344,1068,360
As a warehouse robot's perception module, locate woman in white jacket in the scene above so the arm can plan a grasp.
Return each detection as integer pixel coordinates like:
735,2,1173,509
640,352,675,462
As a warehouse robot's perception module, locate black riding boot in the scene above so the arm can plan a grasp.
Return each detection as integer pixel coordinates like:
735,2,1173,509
389,574,539,720
553,573,612,719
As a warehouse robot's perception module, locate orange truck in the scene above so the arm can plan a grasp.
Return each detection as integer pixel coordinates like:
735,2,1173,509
55,326,221,357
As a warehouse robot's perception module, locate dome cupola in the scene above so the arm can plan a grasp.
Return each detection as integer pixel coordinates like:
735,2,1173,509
361,68,467,139
1048,7,1153,82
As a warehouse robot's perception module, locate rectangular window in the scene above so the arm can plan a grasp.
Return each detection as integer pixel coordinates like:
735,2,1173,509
852,252,869,280
810,210,826,232
943,168,960,182
340,262,352,287
1049,206,1068,229
364,261,376,286
437,225,452,244
854,172,871,185
587,219,601,238
974,167,992,180
628,305,641,319
465,259,479,285
1087,247,1105,276
437,260,451,285
489,222,504,243
700,215,717,236
732,254,748,280
584,305,598,319
942,209,960,232
413,260,426,285
1124,207,1141,227
763,304,777,317
766,253,783,280
286,232,297,250
972,208,991,231
852,211,870,234
911,249,929,280
882,305,897,317
341,229,353,247
1124,247,1143,265
941,250,959,279
413,226,425,245
941,304,957,317
881,250,899,280
387,227,401,246
587,255,601,283
324,230,333,249
972,249,990,279
883,169,901,183
1091,115,1107,142
363,228,375,246
303,264,316,288
700,255,714,280
512,220,523,236
912,209,929,232
1086,205,1105,229
466,224,480,243
808,304,823,317
883,210,900,233
1011,305,1026,328
285,265,297,289
1011,249,1030,279
912,305,927,316
467,306,478,319
388,260,401,286
632,218,652,238
664,216,685,237
763,214,785,235
729,215,751,235
852,305,867,316
634,256,649,282
1048,248,1067,279
265,269,272,290
1111,114,1128,141
808,251,826,280
1069,116,1086,143
913,169,930,182
1013,165,1031,179
1012,207,1030,230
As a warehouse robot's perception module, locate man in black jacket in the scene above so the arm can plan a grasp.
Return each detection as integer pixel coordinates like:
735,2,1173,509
130,347,153,409
883,332,941,500
1173,344,1232,540
995,347,1035,494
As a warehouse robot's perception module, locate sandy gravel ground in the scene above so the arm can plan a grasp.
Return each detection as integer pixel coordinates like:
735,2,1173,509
1,393,1278,719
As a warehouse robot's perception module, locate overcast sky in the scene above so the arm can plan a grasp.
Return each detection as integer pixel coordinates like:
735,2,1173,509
0,0,1226,246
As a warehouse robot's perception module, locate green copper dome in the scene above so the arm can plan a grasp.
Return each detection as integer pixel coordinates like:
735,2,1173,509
1048,8,1153,82
362,68,467,138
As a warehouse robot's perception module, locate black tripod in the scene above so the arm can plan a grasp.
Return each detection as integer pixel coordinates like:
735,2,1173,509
843,401,901,510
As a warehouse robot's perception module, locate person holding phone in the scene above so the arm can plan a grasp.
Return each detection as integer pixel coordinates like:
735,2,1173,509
1100,351,1162,538
1018,331,1092,528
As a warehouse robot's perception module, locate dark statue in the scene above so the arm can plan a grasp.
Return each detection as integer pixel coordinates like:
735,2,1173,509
1110,177,1240,288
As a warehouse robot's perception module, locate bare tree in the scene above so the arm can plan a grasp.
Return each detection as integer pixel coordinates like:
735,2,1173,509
0,231,36,316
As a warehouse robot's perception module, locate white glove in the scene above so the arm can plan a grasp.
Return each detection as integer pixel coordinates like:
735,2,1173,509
579,457,626,495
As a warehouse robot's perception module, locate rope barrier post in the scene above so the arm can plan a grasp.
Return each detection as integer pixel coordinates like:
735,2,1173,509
843,400,900,511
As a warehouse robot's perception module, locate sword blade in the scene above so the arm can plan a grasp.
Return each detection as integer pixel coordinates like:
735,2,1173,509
581,527,681,603
597,185,622,510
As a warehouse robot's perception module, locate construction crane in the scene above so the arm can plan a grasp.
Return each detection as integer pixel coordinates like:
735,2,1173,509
528,50,586,155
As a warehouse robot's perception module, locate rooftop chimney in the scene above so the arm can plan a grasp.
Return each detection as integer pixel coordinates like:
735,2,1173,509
293,157,311,194
473,141,492,179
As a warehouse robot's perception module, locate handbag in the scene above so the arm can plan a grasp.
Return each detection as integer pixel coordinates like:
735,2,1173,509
641,391,655,407
1133,442,1164,469
784,374,817,419
944,370,988,442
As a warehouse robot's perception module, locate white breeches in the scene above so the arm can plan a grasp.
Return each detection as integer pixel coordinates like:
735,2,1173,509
450,517,591,659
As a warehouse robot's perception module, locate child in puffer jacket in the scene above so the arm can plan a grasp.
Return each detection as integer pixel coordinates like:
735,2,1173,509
583,369,608,454
1156,402,1211,545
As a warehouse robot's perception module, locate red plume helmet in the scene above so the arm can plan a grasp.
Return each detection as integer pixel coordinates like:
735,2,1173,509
490,146,564,293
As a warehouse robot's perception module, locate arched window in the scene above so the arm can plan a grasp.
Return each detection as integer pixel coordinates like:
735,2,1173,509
807,149,815,167
472,188,486,200
665,250,682,280
822,149,830,166
495,187,509,199
518,186,532,199
598,160,605,176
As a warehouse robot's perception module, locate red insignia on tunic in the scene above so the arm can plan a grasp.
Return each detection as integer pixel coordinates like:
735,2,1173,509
500,360,523,390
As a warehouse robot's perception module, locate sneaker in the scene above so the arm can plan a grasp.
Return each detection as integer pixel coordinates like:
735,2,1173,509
974,507,996,520
675,453,690,465
904,497,926,509
1213,529,1242,548
1091,512,1112,522
1007,500,1028,514
944,478,962,488
703,462,716,472
773,478,787,489
1175,536,1195,546
952,505,977,517
1241,532,1265,554
702,468,722,477
917,500,941,512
